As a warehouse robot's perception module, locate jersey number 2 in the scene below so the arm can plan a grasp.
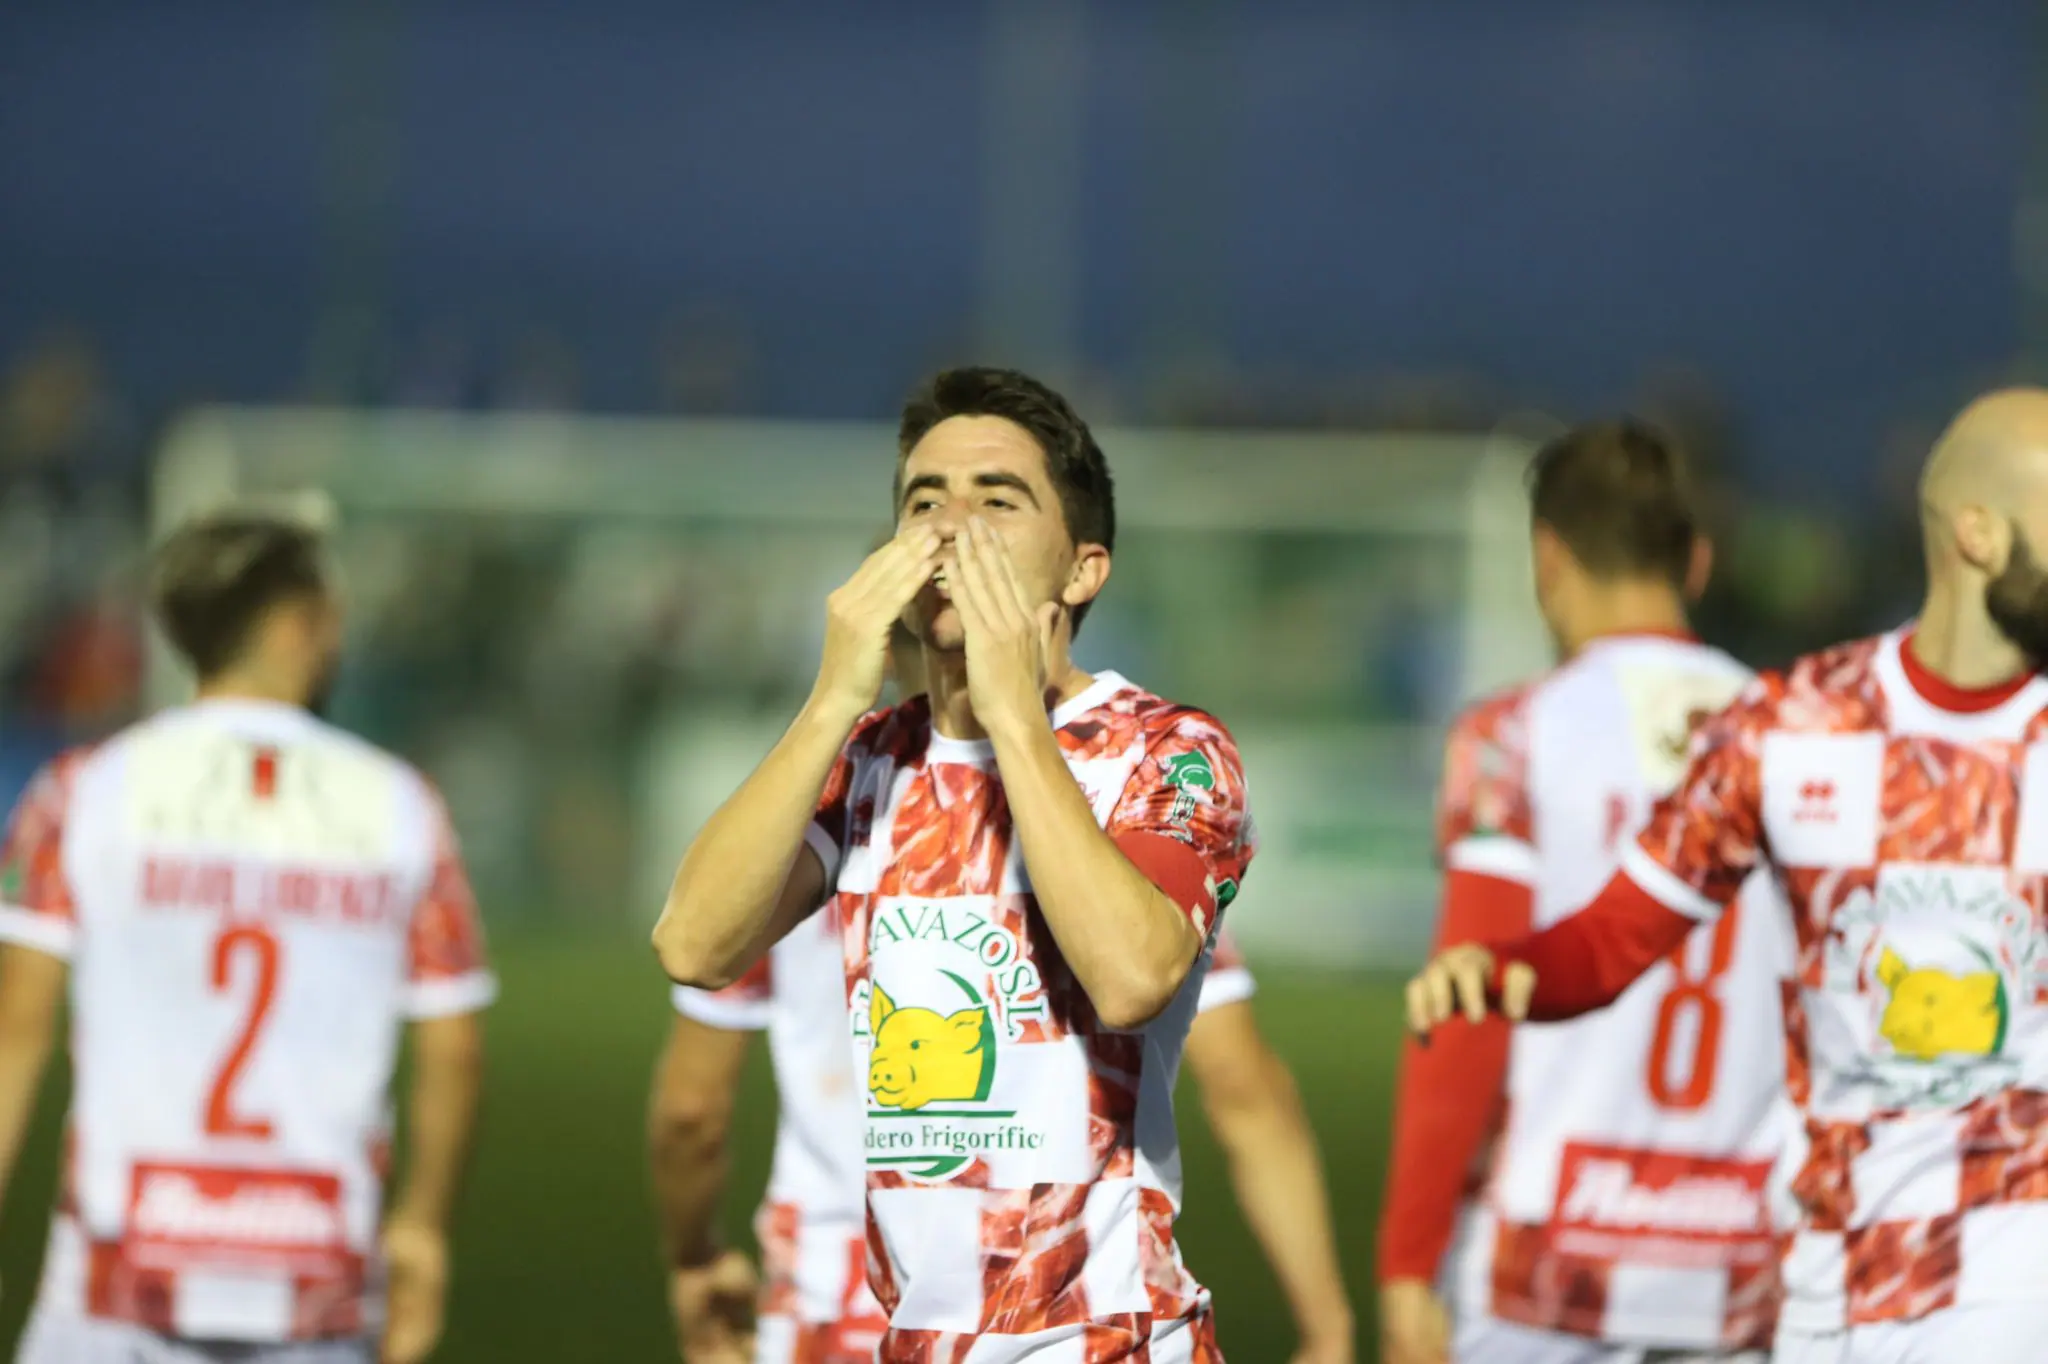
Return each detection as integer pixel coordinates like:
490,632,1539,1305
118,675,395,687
207,924,281,1139
1644,903,1740,1111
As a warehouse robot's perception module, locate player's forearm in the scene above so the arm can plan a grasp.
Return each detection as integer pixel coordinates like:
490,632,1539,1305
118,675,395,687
0,948,64,1215
1491,873,1696,1020
988,717,1199,1029
648,1091,734,1268
389,1013,483,1233
655,698,858,987
1205,1067,1355,1350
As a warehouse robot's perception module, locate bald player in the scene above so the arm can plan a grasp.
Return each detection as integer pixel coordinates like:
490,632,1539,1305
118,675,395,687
1409,387,2048,1361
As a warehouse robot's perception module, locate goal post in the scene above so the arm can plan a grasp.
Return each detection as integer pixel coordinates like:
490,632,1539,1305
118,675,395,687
152,407,1546,969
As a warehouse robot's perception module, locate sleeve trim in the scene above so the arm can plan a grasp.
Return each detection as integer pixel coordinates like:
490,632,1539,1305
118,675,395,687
0,906,75,960
403,970,498,1019
1195,965,1255,1015
803,821,842,892
673,985,774,1031
1442,836,1538,884
1618,841,1721,922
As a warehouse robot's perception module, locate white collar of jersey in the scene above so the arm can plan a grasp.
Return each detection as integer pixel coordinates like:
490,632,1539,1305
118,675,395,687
176,696,320,735
925,670,1133,764
1875,628,2048,744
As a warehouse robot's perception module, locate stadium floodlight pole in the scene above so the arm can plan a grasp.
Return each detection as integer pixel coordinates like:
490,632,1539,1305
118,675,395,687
308,0,402,402
977,0,1089,385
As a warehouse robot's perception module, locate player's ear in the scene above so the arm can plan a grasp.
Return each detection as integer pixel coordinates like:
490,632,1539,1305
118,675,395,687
1060,544,1110,612
1952,505,2006,574
1684,535,1714,603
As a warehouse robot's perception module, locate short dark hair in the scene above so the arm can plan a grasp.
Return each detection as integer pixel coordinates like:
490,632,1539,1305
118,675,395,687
896,367,1116,629
1527,419,1698,586
149,513,329,678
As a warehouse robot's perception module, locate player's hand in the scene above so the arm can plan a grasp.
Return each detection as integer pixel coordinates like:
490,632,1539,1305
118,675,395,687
949,516,1062,734
813,528,944,723
378,1217,448,1364
669,1249,758,1364
1378,1278,1450,1364
1404,943,1534,1034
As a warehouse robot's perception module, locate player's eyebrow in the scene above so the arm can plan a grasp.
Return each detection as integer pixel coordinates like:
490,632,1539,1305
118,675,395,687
899,471,1042,508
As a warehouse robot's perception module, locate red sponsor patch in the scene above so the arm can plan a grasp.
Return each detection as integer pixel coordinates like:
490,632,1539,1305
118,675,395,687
1551,1141,1775,1269
125,1163,349,1275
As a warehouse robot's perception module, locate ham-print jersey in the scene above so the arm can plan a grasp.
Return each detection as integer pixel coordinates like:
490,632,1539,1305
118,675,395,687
672,918,1257,1364
1622,630,2048,1334
1441,635,1794,1351
0,699,495,1343
801,672,1253,1363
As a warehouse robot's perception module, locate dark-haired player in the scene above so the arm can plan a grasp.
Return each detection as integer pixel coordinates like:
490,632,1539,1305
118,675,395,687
654,368,1256,1361
1381,423,1792,1364
0,512,492,1364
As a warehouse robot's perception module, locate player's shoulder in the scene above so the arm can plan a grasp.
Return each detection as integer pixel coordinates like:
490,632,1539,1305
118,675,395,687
1745,633,1890,734
11,740,110,815
1086,672,1238,751
1445,676,1540,754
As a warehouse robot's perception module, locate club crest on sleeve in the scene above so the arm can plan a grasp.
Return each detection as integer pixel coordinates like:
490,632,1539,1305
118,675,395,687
1162,751,1215,825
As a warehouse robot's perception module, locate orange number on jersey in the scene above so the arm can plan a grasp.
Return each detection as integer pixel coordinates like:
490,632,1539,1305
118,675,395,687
206,925,281,1140
1645,902,1740,1111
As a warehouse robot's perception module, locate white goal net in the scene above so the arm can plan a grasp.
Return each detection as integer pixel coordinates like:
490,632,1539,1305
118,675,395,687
152,408,1546,969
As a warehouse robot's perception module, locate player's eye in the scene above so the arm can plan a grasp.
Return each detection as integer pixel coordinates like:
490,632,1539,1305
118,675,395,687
983,497,1015,511
909,499,938,515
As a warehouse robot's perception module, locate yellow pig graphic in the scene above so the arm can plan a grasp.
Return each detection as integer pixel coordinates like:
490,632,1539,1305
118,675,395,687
1875,947,2006,1061
868,982,995,1112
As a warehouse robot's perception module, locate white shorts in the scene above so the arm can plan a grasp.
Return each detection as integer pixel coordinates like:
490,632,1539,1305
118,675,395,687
1456,1314,1766,1364
15,1310,372,1364
1772,1302,2048,1364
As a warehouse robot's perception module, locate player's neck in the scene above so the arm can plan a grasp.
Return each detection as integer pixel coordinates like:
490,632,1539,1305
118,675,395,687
193,669,309,711
924,653,1095,742
1910,583,2033,690
1559,584,1693,659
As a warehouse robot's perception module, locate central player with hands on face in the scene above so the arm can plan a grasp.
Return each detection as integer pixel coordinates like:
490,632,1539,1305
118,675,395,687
654,368,1255,1363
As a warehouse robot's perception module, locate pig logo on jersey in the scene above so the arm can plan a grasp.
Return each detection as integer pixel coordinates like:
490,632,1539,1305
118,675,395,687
1825,864,2041,1108
867,975,996,1111
1874,946,2007,1062
858,898,1053,1181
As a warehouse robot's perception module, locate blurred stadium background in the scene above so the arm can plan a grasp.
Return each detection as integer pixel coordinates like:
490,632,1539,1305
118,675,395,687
0,1,2038,1358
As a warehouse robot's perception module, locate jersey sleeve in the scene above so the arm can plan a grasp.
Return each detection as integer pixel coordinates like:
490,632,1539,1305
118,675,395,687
1106,708,1253,940
1194,925,1255,1014
1617,678,1773,921
0,754,86,960
673,952,775,1032
403,783,498,1019
1436,688,1535,885
804,710,892,889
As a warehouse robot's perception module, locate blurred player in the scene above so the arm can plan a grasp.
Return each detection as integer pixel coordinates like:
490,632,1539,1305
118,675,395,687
1409,389,2048,1363
652,625,1353,1364
653,366,1256,1360
0,513,494,1364
1381,422,1790,1364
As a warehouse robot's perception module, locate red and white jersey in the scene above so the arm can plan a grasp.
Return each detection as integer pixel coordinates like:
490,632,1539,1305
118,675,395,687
1443,635,1793,1350
802,672,1253,1363
0,699,495,1344
672,914,1255,1364
1624,630,2048,1334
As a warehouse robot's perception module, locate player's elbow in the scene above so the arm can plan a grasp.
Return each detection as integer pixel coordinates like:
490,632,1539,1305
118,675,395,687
1092,966,1187,1031
650,911,737,992
648,1085,734,1162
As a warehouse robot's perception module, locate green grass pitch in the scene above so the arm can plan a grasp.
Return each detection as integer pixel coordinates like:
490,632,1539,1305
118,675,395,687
0,936,1407,1362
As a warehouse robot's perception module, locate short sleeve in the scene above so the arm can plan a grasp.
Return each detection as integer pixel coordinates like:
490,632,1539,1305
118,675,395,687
673,952,775,1032
403,784,498,1019
1195,925,1255,1014
1621,679,1772,921
0,753,87,960
1106,709,1253,939
1436,688,1535,885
